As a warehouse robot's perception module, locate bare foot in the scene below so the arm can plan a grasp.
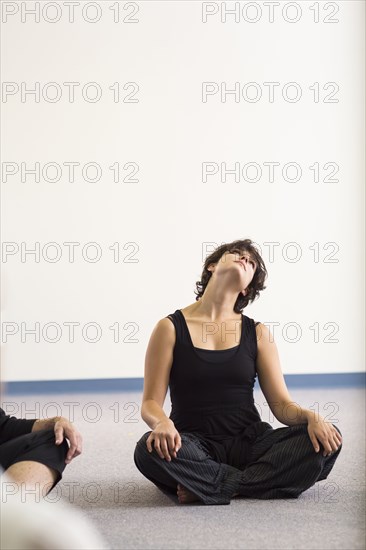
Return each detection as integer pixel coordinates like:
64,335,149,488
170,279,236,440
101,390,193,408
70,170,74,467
176,483,201,504
176,484,240,503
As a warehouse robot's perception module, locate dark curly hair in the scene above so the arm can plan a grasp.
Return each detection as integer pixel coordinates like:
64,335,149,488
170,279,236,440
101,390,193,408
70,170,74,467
194,239,268,314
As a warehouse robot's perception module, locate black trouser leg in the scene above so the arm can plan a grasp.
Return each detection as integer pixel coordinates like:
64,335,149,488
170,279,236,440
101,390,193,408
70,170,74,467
236,423,343,499
134,431,242,505
0,429,69,491
134,424,343,505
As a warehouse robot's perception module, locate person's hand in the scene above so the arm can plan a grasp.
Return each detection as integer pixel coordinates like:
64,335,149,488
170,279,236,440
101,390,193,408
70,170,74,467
146,419,181,461
54,417,83,464
307,416,342,457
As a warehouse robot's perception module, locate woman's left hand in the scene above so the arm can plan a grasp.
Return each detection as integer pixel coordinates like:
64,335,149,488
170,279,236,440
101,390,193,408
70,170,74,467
307,416,342,457
54,417,83,464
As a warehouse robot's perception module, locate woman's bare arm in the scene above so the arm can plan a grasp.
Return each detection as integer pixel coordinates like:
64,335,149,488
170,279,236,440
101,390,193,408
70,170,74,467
255,323,313,425
141,317,176,430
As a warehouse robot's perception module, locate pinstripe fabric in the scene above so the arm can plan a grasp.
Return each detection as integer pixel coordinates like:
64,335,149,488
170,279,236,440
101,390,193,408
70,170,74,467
134,423,342,505
134,431,243,505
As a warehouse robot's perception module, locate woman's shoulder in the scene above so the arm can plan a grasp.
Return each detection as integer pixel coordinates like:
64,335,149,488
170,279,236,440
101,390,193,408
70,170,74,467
242,313,261,327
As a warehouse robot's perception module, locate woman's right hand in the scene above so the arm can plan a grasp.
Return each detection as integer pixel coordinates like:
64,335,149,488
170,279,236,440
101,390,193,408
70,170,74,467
146,419,181,461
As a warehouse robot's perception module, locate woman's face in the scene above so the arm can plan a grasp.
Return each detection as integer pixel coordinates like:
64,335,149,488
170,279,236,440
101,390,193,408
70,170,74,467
213,248,257,287
227,248,257,272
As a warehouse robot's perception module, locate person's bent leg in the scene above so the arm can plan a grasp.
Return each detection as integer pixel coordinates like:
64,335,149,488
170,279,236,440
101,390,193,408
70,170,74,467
237,423,343,499
316,424,343,482
0,429,69,501
5,461,58,501
134,431,242,505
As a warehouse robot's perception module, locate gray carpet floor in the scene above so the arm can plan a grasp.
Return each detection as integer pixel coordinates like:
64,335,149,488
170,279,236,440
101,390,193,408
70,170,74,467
3,386,365,550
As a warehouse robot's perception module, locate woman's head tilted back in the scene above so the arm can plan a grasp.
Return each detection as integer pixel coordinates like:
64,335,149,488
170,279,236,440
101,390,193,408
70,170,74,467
194,238,268,314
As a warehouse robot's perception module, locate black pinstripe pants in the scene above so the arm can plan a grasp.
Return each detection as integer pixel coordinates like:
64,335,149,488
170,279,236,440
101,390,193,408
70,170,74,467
134,423,343,505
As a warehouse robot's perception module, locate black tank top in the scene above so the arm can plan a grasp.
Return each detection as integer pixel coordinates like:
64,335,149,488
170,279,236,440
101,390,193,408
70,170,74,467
165,310,263,448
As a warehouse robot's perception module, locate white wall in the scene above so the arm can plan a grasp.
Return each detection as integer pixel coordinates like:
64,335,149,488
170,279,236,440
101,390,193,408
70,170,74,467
1,1,364,382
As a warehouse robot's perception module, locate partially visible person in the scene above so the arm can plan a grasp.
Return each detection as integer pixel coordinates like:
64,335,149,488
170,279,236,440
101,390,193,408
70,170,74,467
0,400,108,548
0,405,82,499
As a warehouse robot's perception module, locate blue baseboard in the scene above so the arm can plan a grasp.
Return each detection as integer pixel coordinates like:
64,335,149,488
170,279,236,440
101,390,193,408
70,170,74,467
2,372,365,395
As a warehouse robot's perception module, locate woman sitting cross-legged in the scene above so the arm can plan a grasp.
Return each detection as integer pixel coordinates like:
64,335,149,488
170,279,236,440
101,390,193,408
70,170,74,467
134,238,343,505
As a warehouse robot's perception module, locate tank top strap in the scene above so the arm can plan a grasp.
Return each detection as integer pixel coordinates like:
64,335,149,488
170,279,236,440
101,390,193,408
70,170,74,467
165,311,188,346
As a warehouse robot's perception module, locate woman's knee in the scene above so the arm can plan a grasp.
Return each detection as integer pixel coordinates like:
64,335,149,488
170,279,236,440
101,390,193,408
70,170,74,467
134,432,152,469
312,424,342,463
332,424,342,438
331,424,343,456
133,431,204,469
135,431,151,450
